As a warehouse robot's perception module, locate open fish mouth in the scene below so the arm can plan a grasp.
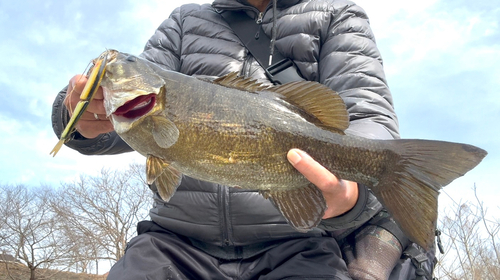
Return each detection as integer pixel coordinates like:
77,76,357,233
113,93,156,119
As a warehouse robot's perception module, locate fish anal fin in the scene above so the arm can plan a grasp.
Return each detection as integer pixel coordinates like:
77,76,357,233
150,115,179,149
270,81,349,134
146,155,182,202
213,72,269,92
261,184,327,232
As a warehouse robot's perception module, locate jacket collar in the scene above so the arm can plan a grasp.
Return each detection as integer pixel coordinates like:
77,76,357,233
211,0,302,11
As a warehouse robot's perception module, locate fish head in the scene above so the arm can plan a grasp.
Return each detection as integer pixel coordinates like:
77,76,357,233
100,50,165,134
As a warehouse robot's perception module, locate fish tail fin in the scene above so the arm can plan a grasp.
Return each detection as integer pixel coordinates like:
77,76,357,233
375,139,487,249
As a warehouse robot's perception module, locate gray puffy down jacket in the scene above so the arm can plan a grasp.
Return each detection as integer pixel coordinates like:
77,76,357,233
52,0,400,259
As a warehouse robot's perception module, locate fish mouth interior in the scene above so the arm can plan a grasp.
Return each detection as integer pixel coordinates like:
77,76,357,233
113,94,156,119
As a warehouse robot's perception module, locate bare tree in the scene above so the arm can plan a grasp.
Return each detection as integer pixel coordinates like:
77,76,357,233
52,163,151,273
0,184,77,280
435,186,500,280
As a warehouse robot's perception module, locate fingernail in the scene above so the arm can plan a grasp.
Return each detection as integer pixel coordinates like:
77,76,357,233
287,149,302,165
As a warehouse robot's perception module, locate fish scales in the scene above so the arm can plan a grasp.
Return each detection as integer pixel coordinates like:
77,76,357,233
96,50,486,250
122,72,390,189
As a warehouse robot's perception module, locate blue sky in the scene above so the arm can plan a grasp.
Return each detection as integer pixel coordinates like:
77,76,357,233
1,0,498,219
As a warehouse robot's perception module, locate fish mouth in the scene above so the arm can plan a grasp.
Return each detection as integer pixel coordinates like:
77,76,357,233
113,94,156,119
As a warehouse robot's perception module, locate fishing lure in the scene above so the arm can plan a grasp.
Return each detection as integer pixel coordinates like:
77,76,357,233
50,51,109,156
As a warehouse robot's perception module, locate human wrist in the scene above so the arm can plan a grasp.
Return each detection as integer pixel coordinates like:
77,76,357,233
339,181,359,215
319,184,369,230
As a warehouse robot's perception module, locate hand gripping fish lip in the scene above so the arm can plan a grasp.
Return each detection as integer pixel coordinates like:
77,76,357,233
49,50,110,157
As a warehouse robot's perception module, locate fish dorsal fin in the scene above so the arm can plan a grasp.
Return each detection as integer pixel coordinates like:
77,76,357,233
213,72,269,92
270,81,349,134
146,155,182,202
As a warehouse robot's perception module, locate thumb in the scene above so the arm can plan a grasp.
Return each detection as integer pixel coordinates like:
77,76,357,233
287,149,338,191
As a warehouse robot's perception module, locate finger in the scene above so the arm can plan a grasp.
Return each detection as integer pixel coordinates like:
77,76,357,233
75,119,114,139
65,78,106,116
85,94,107,115
287,149,340,191
288,149,359,219
69,75,88,96
70,75,104,100
93,113,108,120
78,111,109,121
91,85,105,99
65,75,87,115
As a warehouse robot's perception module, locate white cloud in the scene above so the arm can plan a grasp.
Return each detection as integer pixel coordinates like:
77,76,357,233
357,0,439,36
29,24,76,46
363,0,500,128
356,1,500,81
0,43,37,84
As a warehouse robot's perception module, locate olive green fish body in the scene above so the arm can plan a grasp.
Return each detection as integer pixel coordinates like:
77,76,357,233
117,71,385,190
100,50,487,250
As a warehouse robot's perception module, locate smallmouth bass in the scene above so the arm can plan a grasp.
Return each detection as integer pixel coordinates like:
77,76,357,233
96,50,486,250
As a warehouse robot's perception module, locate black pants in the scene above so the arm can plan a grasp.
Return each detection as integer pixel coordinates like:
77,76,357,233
107,222,352,280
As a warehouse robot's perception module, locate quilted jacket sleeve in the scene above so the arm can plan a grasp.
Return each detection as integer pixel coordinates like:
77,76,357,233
140,7,183,70
319,1,399,140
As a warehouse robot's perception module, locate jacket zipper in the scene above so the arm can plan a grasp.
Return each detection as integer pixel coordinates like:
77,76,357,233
219,185,231,246
241,10,266,77
218,7,268,78
256,12,264,24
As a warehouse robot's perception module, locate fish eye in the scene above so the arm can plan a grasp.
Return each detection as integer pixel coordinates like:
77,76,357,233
126,56,137,62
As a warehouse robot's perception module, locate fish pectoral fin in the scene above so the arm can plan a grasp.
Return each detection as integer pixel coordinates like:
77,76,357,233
270,81,349,134
150,115,179,149
261,184,327,232
146,155,182,202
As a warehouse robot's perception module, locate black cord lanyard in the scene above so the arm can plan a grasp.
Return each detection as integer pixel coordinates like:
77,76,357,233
219,10,304,84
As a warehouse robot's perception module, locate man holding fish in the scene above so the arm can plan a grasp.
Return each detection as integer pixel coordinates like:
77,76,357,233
52,0,485,279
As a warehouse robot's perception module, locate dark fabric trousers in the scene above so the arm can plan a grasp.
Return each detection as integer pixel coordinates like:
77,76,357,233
107,223,352,280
